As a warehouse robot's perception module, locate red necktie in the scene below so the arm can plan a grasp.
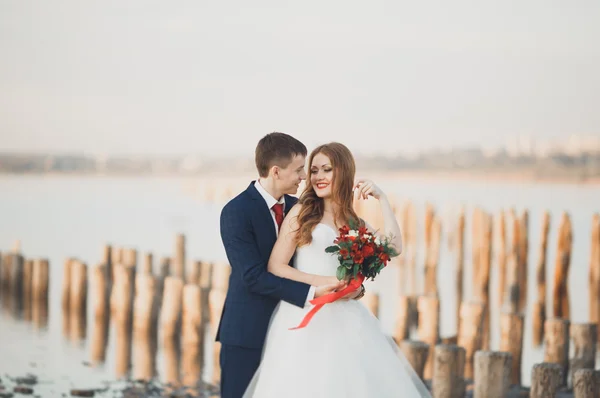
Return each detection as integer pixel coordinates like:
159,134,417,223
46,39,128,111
272,203,284,231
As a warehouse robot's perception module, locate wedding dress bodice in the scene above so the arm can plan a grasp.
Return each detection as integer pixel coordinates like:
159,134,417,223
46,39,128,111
294,223,339,277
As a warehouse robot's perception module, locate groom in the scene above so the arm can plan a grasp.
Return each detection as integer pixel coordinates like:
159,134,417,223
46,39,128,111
218,132,352,398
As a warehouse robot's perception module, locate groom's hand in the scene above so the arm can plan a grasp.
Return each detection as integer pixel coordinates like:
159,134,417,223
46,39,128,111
314,280,346,298
340,284,365,301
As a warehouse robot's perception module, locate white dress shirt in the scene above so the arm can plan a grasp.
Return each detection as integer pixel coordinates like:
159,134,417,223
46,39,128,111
254,180,316,306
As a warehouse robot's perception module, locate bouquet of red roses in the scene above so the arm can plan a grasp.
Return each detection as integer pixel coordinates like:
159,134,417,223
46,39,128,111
290,219,399,330
326,219,399,282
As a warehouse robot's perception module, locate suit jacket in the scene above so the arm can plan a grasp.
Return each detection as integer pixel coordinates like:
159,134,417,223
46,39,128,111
216,181,311,349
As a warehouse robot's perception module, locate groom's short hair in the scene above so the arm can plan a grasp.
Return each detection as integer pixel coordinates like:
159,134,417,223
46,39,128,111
255,132,307,177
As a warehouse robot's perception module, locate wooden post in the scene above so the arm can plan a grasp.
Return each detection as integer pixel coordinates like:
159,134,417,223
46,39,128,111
22,259,33,320
362,292,379,318
102,244,112,286
533,211,550,347
133,274,156,333
394,296,411,342
114,318,132,379
187,260,201,285
475,212,492,350
173,233,186,280
496,210,507,308
499,312,524,386
544,318,570,387
69,260,87,317
552,212,572,319
112,265,135,324
123,248,138,269
407,202,417,296
570,323,597,385
10,254,24,308
473,351,512,398
530,363,563,398
182,284,203,388
132,326,156,382
160,277,183,340
424,205,440,296
517,210,529,313
91,264,109,365
417,295,439,380
431,344,466,398
399,340,429,381
455,207,465,333
506,210,520,313
32,258,49,303
61,258,73,311
573,369,598,398
199,261,213,347
163,332,181,387
142,252,153,275
457,301,484,380
471,207,482,289
156,257,170,312
589,214,600,345
209,263,231,385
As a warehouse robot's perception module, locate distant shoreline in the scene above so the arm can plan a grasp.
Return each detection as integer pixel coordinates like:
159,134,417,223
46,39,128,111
1,170,598,185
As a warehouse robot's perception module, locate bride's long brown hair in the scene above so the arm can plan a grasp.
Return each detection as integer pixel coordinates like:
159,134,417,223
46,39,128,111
296,142,362,246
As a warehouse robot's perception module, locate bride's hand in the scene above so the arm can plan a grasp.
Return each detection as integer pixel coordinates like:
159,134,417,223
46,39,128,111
354,179,385,200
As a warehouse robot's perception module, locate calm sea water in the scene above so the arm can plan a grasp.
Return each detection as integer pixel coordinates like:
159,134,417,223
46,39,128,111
0,174,598,393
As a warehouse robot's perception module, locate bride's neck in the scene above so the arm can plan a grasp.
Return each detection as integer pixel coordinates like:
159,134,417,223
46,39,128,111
322,199,338,215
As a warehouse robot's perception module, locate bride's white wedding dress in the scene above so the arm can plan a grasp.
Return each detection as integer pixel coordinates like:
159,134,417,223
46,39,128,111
243,223,432,398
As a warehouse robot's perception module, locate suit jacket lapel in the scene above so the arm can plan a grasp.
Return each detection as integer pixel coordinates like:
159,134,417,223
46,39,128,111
247,182,278,243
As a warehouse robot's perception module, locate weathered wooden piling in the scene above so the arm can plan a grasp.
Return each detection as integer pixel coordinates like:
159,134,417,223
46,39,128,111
517,210,529,313
589,213,600,344
142,253,153,275
133,274,157,333
160,277,184,339
417,295,440,380
455,207,465,332
496,210,507,308
533,211,550,347
399,340,429,381
506,210,521,313
209,263,231,384
475,212,492,350
61,258,73,311
431,344,466,398
187,260,202,285
123,248,138,269
173,233,186,280
573,369,598,398
530,363,563,398
90,265,109,365
115,320,132,378
500,312,524,386
552,212,572,319
473,351,512,398
471,207,482,289
424,204,441,296
111,264,135,323
132,329,156,382
394,296,411,342
569,323,597,385
182,284,203,388
544,318,570,387
9,253,24,303
457,301,485,380
362,292,379,318
32,258,49,303
406,202,417,295
102,244,112,285
69,260,87,315
163,334,181,387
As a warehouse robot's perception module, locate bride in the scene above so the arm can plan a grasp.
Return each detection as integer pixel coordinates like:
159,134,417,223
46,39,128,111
242,142,431,397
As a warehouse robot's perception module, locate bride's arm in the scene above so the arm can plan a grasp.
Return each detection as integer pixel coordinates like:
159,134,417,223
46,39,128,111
268,204,340,286
355,179,403,255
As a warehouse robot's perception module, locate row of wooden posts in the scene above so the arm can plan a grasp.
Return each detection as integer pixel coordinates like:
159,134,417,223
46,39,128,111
2,198,600,396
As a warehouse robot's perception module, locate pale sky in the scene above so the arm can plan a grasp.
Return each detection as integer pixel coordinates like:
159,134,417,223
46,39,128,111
1,1,599,156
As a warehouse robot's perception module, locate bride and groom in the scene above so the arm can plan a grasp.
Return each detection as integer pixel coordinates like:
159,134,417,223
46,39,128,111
217,132,430,397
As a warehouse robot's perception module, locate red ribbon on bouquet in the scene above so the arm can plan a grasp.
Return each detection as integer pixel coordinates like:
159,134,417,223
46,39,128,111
289,274,365,330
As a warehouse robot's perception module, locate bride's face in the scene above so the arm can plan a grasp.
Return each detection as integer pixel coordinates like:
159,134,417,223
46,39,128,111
310,153,333,198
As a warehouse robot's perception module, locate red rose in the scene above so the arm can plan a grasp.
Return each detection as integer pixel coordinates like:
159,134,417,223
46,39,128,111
379,253,390,262
362,245,375,257
358,226,368,236
340,248,349,258
353,253,364,264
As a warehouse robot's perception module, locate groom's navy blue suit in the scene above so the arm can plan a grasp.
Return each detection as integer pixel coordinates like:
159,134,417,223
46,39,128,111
217,182,311,398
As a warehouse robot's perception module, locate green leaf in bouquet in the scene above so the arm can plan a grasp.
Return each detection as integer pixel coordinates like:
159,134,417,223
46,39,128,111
336,266,347,281
343,259,354,267
353,263,359,278
325,245,340,253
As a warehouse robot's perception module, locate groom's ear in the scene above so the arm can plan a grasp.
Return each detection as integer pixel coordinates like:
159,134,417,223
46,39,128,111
271,165,281,179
